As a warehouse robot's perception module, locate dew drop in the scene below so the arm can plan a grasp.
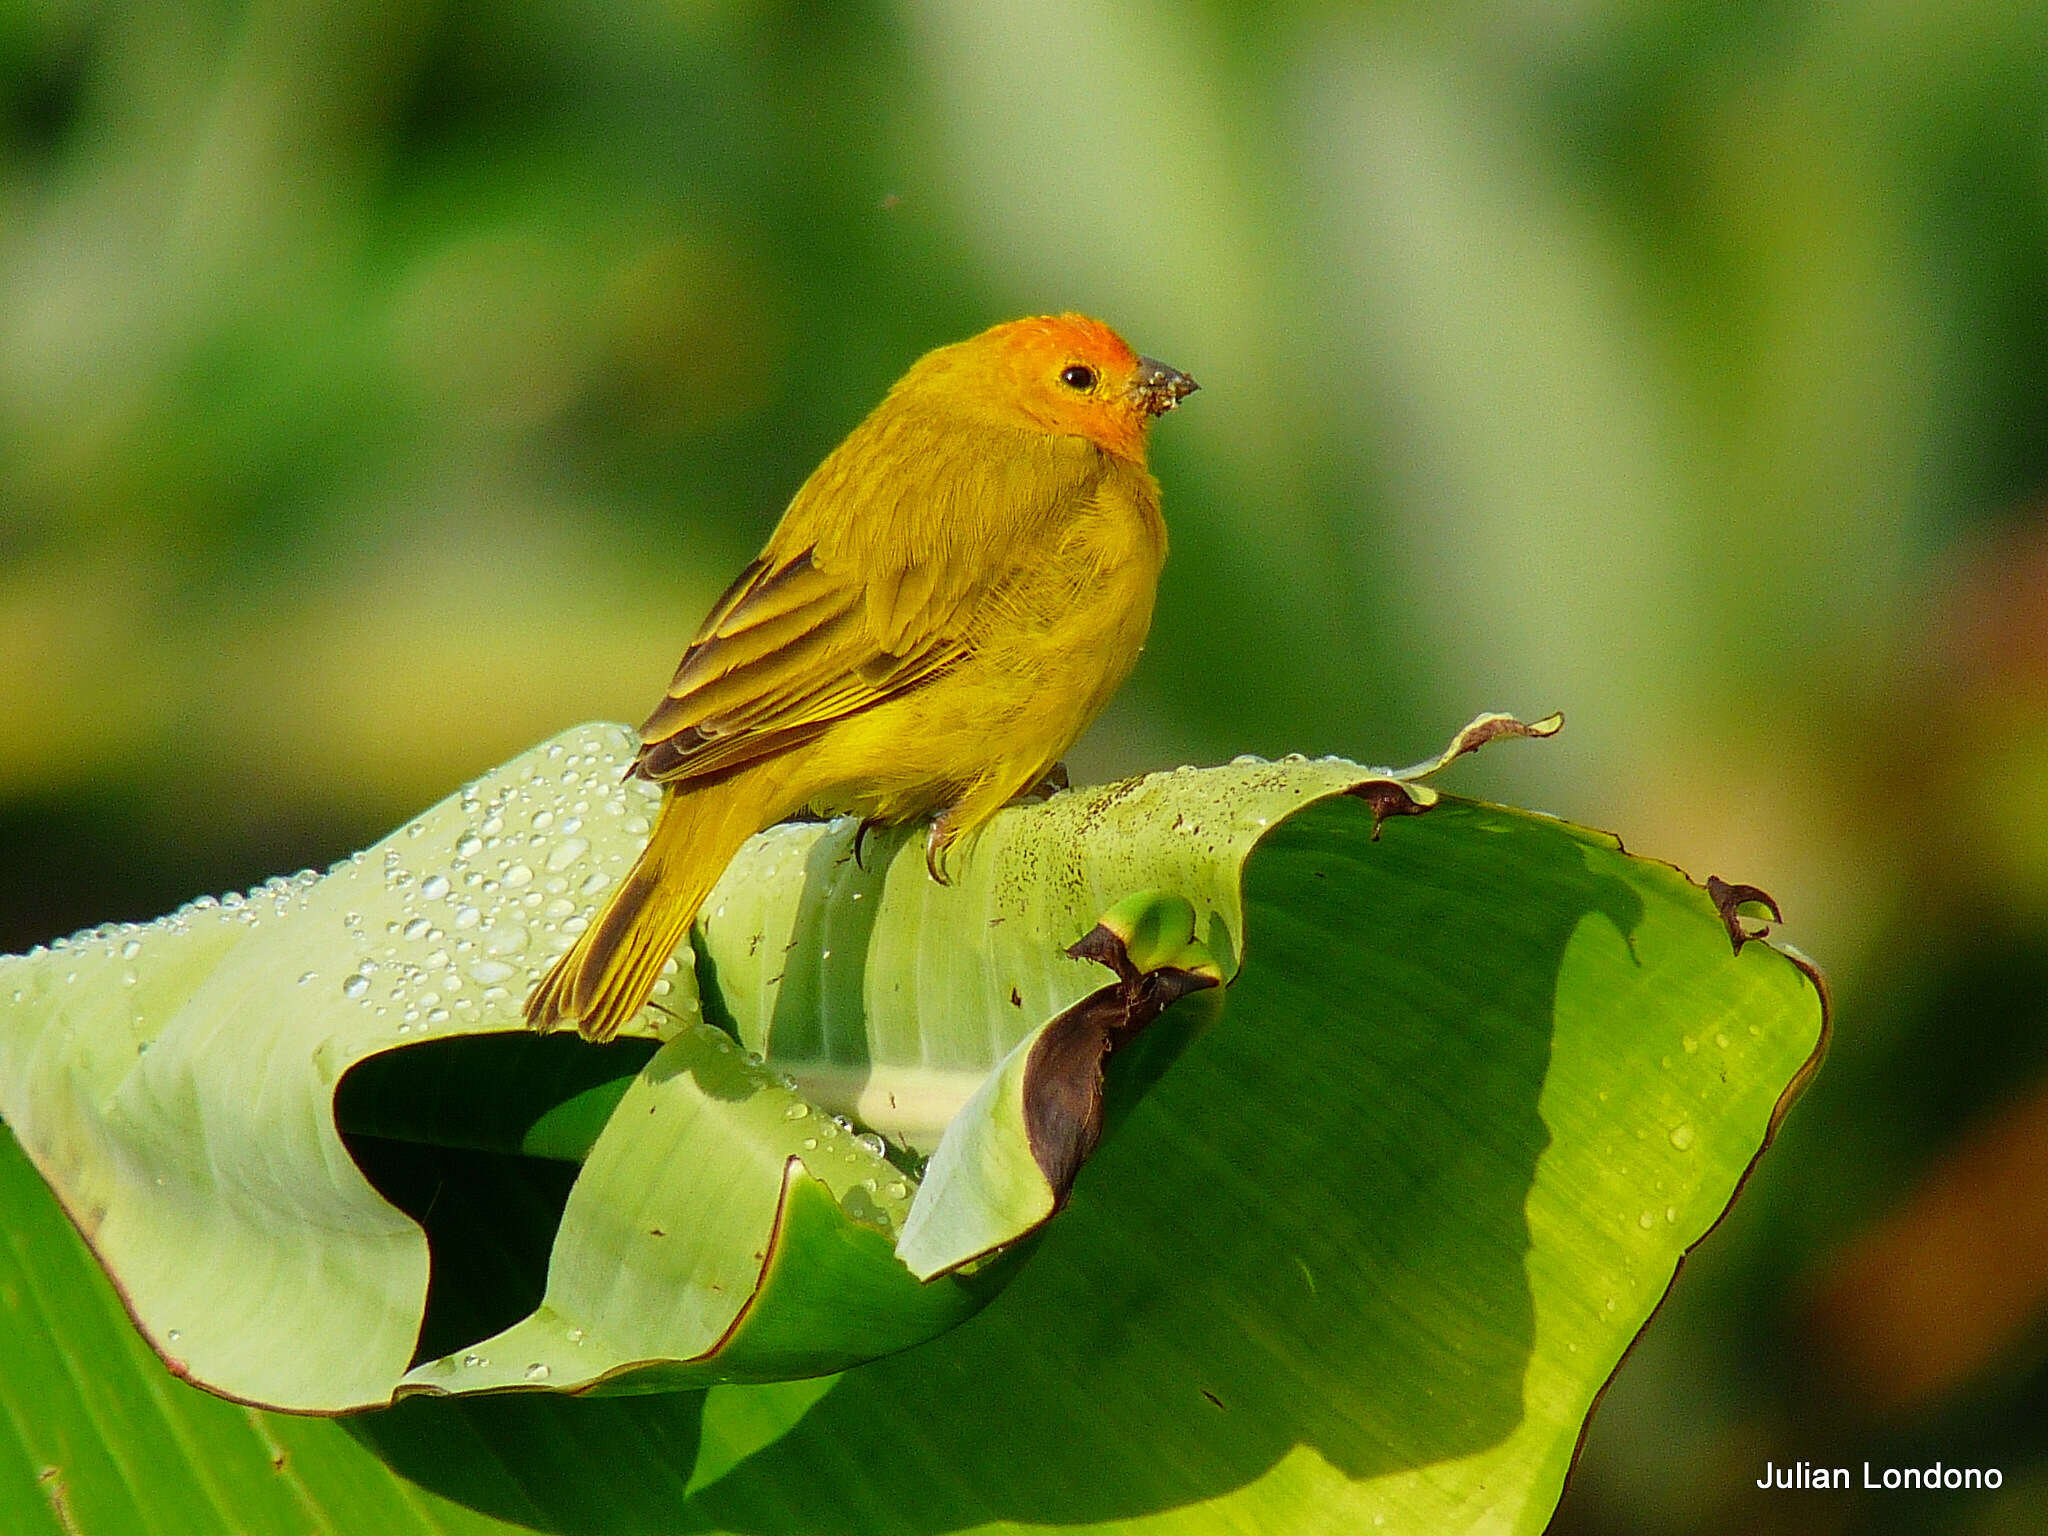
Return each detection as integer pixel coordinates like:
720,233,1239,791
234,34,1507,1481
523,1361,551,1382
403,917,431,941
486,925,530,956
454,905,480,929
421,875,451,901
784,1102,809,1120
546,837,589,874
167,1329,182,1344
1638,1211,1656,1229
532,810,555,831
1665,1206,1679,1223
343,974,370,999
1714,1032,1730,1049
121,939,142,959
469,959,516,985
580,871,612,896
298,971,317,986
854,1132,886,1157
1668,1123,1697,1151
504,864,534,888
457,836,483,860
566,1327,585,1344
1681,1035,1698,1054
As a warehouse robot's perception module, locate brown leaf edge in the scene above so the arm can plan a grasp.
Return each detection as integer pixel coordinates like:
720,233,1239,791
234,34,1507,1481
1020,928,1223,1211
1706,875,1784,955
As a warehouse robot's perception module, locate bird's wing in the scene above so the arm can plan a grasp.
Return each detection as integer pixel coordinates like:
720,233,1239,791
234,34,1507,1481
635,544,964,782
636,425,1097,786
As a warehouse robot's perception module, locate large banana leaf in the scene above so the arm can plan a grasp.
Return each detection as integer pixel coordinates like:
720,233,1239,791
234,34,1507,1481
0,718,1825,1533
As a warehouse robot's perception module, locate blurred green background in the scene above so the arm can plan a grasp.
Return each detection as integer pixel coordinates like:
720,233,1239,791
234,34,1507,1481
4,0,2047,1530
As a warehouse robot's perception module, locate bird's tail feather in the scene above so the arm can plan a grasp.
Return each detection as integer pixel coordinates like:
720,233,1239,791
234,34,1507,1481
525,765,788,1042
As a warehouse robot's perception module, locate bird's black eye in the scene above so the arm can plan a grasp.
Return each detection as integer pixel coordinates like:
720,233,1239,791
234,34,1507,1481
1059,364,1097,391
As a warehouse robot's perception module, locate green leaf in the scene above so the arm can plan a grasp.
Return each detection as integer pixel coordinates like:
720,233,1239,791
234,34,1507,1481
896,891,1225,1279
0,717,1825,1532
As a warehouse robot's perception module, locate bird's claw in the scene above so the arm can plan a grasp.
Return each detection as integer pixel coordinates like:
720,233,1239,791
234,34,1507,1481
853,817,883,871
924,821,955,886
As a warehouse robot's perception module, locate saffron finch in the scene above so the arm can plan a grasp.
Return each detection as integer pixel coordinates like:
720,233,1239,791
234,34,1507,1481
526,313,1196,1041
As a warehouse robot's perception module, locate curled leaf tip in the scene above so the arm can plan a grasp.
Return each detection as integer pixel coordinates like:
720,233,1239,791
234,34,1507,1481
1068,890,1214,982
1394,710,1566,783
1707,875,1783,954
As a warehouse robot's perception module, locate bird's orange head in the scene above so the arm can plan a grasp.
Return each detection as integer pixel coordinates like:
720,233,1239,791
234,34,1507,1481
906,313,1197,464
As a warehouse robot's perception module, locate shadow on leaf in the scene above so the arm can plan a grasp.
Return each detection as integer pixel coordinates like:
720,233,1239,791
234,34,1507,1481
354,796,1644,1533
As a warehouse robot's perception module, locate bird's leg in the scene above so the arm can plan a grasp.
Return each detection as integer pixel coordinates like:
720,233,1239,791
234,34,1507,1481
1015,761,1069,803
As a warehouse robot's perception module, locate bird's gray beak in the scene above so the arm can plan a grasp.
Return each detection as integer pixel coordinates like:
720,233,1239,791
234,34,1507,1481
1130,356,1198,416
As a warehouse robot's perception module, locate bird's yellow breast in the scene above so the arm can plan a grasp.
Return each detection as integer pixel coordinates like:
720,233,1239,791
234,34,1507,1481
799,451,1165,825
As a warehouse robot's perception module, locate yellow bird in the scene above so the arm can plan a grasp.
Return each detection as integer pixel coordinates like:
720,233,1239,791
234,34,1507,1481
526,314,1196,1041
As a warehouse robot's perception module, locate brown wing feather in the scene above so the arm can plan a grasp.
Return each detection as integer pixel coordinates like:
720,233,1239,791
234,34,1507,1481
634,544,968,786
